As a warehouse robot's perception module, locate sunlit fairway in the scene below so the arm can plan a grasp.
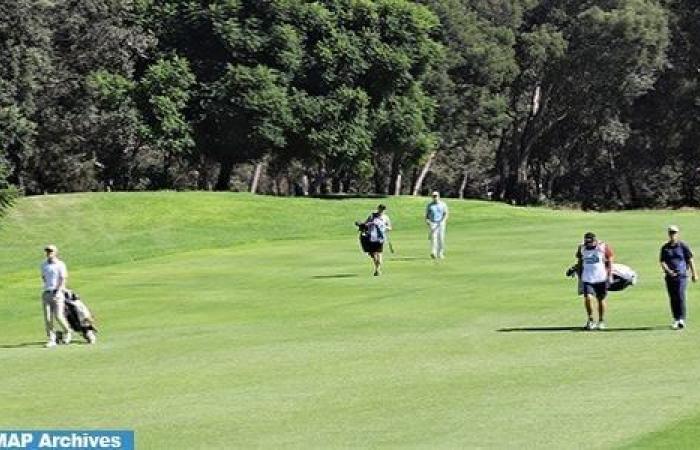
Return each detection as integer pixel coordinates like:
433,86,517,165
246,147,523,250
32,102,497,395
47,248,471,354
2,192,700,449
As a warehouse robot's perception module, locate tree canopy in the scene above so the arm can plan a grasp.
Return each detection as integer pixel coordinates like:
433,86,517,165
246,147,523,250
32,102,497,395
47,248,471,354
1,0,696,208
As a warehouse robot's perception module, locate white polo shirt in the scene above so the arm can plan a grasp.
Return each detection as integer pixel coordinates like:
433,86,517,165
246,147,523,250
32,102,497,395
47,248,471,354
41,259,67,291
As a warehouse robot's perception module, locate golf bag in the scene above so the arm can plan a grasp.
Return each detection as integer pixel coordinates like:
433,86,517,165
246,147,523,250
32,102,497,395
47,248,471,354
608,263,637,291
62,290,97,342
355,215,385,252
566,263,637,293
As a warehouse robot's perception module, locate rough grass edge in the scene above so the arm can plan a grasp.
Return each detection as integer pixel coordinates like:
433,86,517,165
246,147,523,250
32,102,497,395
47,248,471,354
0,188,19,218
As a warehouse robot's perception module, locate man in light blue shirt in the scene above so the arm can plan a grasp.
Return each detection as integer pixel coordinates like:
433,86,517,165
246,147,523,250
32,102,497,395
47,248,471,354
425,191,449,259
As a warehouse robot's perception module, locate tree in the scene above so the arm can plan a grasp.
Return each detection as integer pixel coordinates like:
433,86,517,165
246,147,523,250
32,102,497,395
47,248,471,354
620,0,700,206
418,0,520,197
137,56,196,188
496,0,669,205
202,64,292,190
0,0,52,191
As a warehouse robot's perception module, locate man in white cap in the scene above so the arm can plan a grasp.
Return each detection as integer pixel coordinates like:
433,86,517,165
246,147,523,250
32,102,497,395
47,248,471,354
41,244,71,347
425,191,449,259
660,225,698,329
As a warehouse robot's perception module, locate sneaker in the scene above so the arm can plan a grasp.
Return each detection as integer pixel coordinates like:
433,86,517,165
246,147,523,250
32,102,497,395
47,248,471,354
678,319,686,329
85,330,96,344
373,271,380,276
597,321,607,330
672,320,680,330
584,320,596,330
45,340,56,348
62,331,72,344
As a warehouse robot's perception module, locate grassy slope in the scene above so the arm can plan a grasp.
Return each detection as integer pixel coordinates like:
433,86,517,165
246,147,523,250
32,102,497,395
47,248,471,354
1,192,699,448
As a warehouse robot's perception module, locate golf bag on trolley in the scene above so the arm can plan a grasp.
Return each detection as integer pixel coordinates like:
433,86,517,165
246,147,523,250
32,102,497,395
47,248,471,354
566,262,638,293
60,290,97,344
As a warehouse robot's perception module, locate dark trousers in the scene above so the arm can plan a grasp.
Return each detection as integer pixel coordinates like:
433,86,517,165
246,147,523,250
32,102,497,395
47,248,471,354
665,276,688,320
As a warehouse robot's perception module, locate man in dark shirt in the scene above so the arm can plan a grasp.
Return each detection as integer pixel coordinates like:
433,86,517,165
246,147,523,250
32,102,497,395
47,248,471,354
660,225,698,329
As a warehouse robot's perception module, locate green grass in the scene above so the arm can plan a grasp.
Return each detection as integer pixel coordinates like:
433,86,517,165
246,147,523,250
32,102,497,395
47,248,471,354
1,192,700,448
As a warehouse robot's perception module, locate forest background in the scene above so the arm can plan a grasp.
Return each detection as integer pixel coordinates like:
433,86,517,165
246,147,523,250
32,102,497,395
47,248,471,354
1,0,698,209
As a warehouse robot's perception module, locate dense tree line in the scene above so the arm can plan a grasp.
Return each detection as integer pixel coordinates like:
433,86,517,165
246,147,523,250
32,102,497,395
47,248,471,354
0,0,697,208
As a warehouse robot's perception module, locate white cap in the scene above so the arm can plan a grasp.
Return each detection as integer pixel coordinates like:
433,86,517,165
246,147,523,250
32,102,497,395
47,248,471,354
431,191,440,197
44,244,58,253
668,225,680,233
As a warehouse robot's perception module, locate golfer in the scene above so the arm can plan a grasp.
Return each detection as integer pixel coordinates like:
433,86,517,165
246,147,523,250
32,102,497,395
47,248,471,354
425,191,448,259
575,232,614,330
41,244,71,347
660,225,698,329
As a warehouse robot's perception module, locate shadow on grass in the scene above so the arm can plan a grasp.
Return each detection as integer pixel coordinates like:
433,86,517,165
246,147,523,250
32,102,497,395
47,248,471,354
0,341,46,349
312,273,359,279
389,256,420,262
497,326,669,333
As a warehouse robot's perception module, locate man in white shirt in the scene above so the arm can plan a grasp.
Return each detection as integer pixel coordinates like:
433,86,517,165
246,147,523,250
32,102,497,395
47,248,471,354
425,191,449,259
41,244,71,347
575,232,614,330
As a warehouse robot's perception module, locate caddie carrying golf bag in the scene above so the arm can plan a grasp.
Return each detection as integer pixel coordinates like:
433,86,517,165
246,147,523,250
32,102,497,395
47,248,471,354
62,290,97,343
566,263,637,293
355,214,384,253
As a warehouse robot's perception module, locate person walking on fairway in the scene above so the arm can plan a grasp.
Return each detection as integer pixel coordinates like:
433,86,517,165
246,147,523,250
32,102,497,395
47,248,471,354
575,232,614,330
359,210,388,276
41,244,72,347
425,191,448,259
376,204,393,252
660,225,698,329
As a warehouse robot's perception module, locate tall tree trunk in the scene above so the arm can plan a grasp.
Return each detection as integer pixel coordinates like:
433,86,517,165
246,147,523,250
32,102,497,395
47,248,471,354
494,137,509,200
389,153,402,196
215,160,234,191
412,151,436,196
373,159,385,194
458,170,468,199
503,85,544,204
409,167,419,196
162,152,171,189
301,174,309,196
393,172,402,196
196,154,209,190
250,161,263,194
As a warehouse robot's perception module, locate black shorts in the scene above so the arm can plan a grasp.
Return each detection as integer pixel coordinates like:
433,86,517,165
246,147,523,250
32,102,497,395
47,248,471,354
366,241,383,254
582,281,608,300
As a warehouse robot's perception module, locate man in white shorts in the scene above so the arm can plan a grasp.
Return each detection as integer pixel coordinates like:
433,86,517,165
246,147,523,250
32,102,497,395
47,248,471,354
41,244,72,347
575,232,614,330
425,191,448,259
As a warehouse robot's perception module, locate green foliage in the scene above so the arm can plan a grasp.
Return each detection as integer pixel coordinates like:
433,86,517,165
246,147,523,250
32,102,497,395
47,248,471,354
138,56,196,157
1,0,699,206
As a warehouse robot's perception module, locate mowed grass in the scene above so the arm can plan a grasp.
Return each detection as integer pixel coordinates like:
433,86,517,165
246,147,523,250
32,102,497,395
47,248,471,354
2,192,700,448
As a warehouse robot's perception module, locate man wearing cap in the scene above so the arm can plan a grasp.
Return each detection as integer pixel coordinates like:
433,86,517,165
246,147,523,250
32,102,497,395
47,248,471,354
357,205,391,276
425,191,448,259
376,204,392,233
41,245,71,347
660,225,697,329
575,232,614,330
